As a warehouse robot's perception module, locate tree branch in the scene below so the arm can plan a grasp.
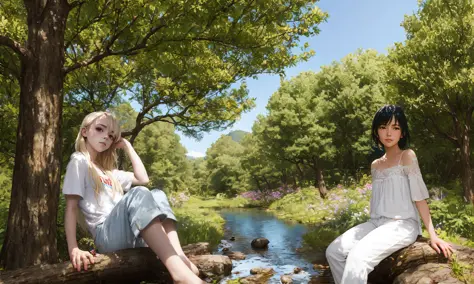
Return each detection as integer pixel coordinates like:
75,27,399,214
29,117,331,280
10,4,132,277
68,0,87,9
64,0,112,50
428,115,458,146
121,100,201,138
0,35,29,61
63,21,167,74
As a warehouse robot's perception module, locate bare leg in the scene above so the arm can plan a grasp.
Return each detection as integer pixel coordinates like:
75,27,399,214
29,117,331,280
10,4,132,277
162,219,200,276
140,218,204,284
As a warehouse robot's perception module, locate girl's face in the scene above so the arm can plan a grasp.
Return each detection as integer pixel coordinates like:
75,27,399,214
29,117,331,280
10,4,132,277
81,115,117,155
377,118,402,149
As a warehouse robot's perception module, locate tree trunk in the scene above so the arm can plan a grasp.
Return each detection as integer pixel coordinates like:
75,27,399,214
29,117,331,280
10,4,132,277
0,243,233,284
281,171,288,184
367,237,448,283
295,163,305,183
314,167,328,199
254,176,262,191
0,0,69,269
292,175,298,188
262,176,271,189
459,125,473,203
368,237,474,284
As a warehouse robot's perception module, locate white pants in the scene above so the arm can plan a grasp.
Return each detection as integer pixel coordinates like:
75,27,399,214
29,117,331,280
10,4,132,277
325,217,418,284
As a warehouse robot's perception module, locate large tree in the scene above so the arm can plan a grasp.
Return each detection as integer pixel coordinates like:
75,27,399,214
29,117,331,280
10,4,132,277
134,122,191,192
0,0,327,269
263,72,334,198
243,116,301,189
206,135,249,196
241,132,283,190
260,50,386,196
387,0,474,203
316,49,386,174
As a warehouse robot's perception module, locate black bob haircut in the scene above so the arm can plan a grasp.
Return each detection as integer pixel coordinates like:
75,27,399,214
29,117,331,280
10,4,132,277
371,105,410,149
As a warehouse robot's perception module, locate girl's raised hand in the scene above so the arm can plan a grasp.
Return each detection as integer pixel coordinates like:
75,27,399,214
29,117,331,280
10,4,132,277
114,138,130,150
70,247,95,271
430,236,454,259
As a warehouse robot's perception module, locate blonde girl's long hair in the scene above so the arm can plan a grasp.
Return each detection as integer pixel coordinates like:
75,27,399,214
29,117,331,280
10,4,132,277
75,111,124,198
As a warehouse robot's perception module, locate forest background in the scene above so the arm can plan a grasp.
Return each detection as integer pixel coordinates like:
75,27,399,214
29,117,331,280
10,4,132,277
0,0,473,277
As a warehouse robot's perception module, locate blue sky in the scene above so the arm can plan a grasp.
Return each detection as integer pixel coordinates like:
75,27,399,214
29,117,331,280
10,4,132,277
180,0,419,158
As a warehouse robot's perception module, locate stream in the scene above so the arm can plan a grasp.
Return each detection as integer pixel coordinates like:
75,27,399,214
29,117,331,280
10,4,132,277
215,209,334,283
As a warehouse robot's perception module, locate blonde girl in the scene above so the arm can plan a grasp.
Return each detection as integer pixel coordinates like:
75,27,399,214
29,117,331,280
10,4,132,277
63,111,203,284
326,105,453,284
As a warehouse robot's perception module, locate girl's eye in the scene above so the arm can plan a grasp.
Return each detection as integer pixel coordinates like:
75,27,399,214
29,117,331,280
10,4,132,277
109,135,114,140
95,127,103,132
394,127,400,130
379,126,386,129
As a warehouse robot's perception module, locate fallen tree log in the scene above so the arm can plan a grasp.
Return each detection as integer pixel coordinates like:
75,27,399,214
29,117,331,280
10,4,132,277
393,243,474,284
394,263,462,284
0,242,232,284
368,237,473,284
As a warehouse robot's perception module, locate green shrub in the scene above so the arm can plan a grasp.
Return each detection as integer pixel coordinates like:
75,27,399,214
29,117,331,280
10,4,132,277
174,207,224,248
266,184,372,249
183,195,252,209
428,189,474,244
0,167,12,251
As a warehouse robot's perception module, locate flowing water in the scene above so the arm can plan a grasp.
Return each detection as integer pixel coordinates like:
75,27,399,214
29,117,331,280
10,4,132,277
215,208,334,283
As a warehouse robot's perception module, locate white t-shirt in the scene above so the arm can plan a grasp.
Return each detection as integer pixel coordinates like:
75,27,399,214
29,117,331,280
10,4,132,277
62,152,134,238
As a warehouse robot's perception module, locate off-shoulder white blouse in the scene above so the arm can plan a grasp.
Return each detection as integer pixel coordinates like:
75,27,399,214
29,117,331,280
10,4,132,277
370,154,430,235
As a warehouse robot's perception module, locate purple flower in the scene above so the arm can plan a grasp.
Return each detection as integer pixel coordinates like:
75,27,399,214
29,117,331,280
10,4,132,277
357,188,366,194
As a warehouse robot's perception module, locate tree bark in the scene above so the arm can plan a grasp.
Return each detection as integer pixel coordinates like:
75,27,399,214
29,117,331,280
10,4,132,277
262,176,271,189
314,167,328,199
253,176,262,191
295,163,305,183
292,175,298,188
459,125,473,203
390,241,474,284
0,243,233,284
0,0,69,269
368,237,453,284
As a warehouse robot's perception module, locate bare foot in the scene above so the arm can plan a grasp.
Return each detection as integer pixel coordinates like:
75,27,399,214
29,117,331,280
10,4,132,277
179,254,200,276
173,273,205,284
156,255,200,277
174,280,205,284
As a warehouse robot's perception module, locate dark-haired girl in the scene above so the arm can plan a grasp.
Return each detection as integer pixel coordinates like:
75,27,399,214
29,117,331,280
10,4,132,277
326,105,453,284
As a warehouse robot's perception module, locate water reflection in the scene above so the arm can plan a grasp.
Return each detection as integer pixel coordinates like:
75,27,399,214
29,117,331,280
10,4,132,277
216,209,333,283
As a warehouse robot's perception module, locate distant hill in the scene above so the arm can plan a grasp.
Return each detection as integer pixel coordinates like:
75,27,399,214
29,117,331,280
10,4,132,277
227,130,249,143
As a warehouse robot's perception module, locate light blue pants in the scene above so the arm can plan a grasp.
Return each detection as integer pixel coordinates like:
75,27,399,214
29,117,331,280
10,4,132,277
325,217,418,284
94,186,177,253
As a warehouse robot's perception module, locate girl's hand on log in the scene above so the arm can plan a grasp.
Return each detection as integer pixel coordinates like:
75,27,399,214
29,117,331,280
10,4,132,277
430,236,454,259
70,247,95,271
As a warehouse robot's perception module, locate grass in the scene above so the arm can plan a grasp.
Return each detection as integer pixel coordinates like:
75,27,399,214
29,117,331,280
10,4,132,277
266,182,371,249
174,207,225,248
183,195,254,209
172,194,250,248
268,185,370,225
422,228,474,248
266,180,474,252
450,253,473,283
